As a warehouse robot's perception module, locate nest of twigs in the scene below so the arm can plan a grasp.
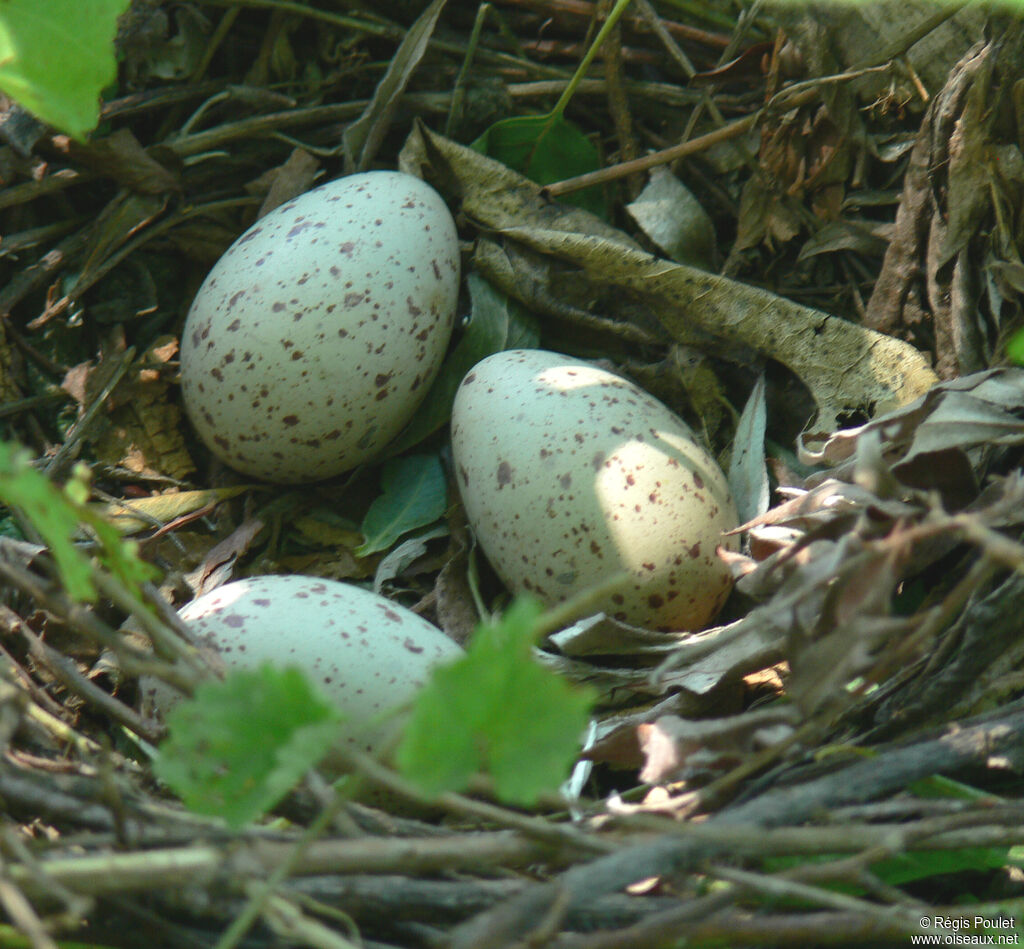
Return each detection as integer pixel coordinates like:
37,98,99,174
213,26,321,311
2,1,1024,947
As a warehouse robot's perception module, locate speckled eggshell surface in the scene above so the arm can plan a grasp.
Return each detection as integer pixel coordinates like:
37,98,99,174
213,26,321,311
451,350,739,631
180,172,459,482
147,575,462,755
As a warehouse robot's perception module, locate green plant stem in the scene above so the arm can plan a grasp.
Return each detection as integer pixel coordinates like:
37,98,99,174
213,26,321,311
552,0,634,118
0,929,115,949
446,3,491,138
533,571,631,639
195,0,570,82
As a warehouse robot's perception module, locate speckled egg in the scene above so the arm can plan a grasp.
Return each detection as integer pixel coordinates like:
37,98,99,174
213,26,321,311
451,350,739,631
143,575,463,756
180,172,460,482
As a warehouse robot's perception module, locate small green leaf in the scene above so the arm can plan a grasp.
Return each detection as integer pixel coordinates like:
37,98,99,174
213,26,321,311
385,274,540,456
908,775,999,801
0,442,96,601
356,453,447,557
1006,327,1024,365
473,113,606,218
0,0,131,139
153,665,342,828
766,777,1015,893
397,598,594,804
70,464,160,593
869,847,1012,888
468,0,631,219
0,444,159,601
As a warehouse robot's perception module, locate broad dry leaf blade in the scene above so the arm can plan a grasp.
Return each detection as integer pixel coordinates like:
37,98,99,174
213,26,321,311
805,367,1024,467
497,222,938,444
400,124,938,445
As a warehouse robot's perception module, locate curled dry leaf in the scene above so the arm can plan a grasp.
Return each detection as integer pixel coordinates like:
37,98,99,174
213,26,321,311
400,123,937,448
866,35,1023,378
638,707,798,785
609,369,1024,731
248,148,320,218
801,367,1024,468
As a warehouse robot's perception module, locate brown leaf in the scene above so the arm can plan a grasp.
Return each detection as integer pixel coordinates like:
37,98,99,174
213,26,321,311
248,148,320,218
638,708,796,784
866,35,1024,377
56,128,181,194
90,337,195,480
803,367,1024,469
584,690,744,770
434,550,478,647
187,518,265,597
788,614,916,716
399,125,937,443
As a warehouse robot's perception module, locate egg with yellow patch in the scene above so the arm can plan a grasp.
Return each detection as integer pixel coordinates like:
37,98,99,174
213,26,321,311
451,350,738,631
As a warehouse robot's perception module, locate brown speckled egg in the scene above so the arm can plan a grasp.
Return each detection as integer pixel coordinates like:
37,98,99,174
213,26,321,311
451,350,739,631
180,172,459,482
143,575,462,756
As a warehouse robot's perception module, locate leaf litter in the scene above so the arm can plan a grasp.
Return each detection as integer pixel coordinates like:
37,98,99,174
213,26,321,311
1,3,1024,948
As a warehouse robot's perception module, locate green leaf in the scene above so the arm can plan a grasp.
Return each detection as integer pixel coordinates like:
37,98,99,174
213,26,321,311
385,274,540,456
0,442,96,601
356,453,447,557
869,847,1013,888
153,665,342,828
908,775,999,801
728,372,769,524
473,113,606,218
0,445,159,602
0,0,131,139
766,778,1015,893
1006,327,1024,365
467,0,635,220
397,598,594,804
0,924,121,949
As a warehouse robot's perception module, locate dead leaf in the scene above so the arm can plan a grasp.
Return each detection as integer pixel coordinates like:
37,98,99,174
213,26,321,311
373,524,449,594
583,689,743,771
98,486,251,535
500,220,936,444
84,337,195,480
770,0,985,111
187,517,265,597
638,707,797,784
549,613,693,659
0,320,20,403
249,148,320,218
802,367,1024,469
625,167,716,267
56,128,181,195
866,34,1024,377
434,509,482,647
650,612,788,698
399,124,938,448
728,373,769,524
435,549,479,647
